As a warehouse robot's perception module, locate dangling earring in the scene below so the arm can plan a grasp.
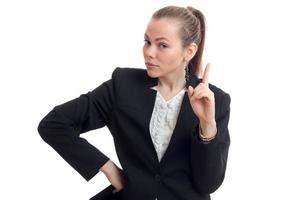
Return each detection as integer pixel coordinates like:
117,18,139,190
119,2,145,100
184,59,190,89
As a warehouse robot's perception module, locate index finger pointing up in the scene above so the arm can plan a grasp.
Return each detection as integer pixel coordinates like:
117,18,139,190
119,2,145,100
202,63,211,85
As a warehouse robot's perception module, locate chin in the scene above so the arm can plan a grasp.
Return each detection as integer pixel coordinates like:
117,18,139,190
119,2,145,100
145,64,161,78
146,70,158,78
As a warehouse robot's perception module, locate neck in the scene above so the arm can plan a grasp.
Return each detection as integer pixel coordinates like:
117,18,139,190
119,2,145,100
157,67,186,92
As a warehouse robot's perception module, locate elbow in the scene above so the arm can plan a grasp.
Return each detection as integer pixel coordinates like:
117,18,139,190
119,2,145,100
37,119,50,142
193,172,225,194
37,108,74,145
191,154,228,194
37,110,56,143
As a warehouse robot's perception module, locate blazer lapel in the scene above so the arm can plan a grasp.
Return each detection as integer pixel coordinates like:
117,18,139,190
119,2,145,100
159,91,199,165
142,74,160,165
141,70,200,167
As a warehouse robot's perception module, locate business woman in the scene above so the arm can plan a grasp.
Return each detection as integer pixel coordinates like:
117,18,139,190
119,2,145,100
38,5,231,200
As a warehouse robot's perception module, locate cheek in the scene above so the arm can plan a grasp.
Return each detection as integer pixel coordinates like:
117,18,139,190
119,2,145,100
142,46,146,56
164,52,182,66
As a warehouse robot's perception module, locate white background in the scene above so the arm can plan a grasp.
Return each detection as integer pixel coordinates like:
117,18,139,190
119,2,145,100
1,0,299,199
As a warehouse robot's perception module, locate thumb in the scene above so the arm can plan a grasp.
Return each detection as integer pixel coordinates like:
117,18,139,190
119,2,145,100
188,86,194,98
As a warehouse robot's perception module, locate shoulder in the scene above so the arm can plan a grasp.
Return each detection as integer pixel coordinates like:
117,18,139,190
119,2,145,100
207,82,231,115
209,82,231,110
112,67,146,80
108,67,151,98
111,67,150,89
208,82,230,100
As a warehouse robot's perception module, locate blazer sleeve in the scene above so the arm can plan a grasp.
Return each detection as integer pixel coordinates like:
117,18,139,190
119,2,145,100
190,92,231,194
37,67,121,181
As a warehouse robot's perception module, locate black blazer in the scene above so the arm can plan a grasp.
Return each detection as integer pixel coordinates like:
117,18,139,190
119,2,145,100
38,67,231,200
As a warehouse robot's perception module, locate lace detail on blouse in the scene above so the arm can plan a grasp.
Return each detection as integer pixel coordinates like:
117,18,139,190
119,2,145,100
149,86,187,162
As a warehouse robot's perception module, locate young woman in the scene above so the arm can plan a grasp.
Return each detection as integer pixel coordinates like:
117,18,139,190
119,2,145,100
38,5,231,200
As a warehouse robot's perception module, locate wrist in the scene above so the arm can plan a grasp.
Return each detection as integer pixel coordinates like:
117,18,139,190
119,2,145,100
199,120,217,139
100,160,114,176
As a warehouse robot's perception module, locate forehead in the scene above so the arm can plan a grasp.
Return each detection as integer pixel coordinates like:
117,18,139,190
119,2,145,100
144,18,181,42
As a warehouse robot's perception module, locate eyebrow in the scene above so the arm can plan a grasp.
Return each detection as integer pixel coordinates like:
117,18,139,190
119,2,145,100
144,33,170,42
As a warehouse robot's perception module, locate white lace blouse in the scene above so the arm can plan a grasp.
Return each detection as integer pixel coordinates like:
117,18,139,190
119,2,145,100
149,86,187,162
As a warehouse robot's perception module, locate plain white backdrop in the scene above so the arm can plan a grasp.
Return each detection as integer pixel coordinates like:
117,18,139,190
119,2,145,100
1,0,299,199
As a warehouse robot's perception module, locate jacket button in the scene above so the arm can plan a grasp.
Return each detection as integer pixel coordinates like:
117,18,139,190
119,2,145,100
155,174,161,181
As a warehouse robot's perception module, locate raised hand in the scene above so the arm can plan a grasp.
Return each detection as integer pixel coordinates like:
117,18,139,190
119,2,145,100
187,63,216,138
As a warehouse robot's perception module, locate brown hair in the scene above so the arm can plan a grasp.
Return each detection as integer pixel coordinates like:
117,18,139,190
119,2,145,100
152,5,206,78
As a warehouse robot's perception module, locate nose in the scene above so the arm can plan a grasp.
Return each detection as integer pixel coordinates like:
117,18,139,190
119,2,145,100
144,44,156,59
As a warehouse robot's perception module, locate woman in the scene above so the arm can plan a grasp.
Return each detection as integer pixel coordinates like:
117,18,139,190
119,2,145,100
38,5,231,200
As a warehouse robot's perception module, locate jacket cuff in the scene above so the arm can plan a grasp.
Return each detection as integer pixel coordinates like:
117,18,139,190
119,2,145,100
192,123,220,146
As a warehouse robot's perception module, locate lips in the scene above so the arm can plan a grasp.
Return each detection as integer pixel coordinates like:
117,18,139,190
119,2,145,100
145,62,158,67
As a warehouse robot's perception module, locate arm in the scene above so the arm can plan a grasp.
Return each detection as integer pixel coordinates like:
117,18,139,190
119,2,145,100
37,67,121,181
190,93,231,194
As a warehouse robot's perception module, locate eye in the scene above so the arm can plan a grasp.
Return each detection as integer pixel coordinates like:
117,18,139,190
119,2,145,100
143,39,168,49
143,39,150,45
159,43,168,48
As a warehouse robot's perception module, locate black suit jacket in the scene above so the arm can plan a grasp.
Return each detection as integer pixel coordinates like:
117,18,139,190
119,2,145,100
38,67,231,200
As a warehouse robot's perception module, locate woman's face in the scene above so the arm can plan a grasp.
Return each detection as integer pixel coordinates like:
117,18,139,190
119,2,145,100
143,18,186,78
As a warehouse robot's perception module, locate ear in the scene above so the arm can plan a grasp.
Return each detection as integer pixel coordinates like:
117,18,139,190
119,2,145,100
184,42,198,61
